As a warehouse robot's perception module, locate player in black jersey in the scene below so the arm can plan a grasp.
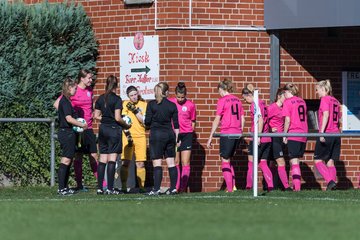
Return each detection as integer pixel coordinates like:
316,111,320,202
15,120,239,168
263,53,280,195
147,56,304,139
57,77,88,196
94,75,131,195
145,82,180,195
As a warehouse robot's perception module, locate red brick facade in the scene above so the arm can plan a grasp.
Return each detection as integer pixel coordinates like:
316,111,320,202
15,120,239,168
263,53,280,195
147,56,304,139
24,0,360,191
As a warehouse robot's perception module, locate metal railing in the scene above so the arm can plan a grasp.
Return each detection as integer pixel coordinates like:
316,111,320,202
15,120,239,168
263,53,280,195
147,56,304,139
2,118,360,193
213,132,360,138
213,131,360,197
213,90,360,197
0,118,56,187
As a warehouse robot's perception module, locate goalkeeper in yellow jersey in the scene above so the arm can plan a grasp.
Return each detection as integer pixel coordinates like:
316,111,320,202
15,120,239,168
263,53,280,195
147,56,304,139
119,86,148,192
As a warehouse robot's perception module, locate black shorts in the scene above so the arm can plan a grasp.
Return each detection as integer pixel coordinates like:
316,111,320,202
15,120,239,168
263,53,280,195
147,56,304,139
149,129,176,160
220,137,240,159
248,141,271,160
314,136,341,161
58,128,76,159
177,132,193,152
75,129,97,154
272,137,285,159
287,140,306,159
98,124,122,154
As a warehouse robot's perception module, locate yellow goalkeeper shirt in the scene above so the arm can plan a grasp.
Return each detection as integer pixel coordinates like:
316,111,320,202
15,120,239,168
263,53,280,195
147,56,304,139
122,100,147,138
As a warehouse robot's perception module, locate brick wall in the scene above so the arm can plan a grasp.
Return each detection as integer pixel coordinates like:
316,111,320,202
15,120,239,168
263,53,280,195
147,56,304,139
23,0,360,191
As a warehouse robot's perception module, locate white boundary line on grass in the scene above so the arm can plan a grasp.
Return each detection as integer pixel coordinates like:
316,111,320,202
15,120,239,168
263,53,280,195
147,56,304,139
1,194,360,203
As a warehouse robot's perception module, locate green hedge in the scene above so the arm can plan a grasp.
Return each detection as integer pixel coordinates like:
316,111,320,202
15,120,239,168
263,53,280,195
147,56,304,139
0,1,98,185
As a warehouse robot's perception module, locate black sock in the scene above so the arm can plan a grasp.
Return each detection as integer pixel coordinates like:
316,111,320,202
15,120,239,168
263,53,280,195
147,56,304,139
153,166,163,191
58,163,68,190
65,164,71,189
97,162,106,190
107,161,116,190
168,166,178,190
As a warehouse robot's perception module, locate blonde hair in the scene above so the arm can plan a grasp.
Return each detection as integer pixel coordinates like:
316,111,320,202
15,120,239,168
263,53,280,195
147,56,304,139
218,78,235,93
154,82,169,104
241,83,255,95
316,79,333,96
62,77,76,99
283,83,299,96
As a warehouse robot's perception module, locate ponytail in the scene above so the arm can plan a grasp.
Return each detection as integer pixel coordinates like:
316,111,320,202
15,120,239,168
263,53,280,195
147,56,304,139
104,75,118,107
154,82,169,104
316,79,333,96
241,83,255,95
62,77,76,100
283,83,299,96
218,78,235,93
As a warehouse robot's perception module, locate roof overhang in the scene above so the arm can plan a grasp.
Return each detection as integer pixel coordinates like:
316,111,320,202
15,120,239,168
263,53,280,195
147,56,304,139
265,0,360,30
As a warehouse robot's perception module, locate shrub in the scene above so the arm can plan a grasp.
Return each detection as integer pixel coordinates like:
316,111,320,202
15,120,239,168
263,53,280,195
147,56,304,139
0,1,98,185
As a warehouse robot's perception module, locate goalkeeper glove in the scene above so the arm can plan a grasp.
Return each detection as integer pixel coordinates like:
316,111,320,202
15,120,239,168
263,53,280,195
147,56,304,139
126,102,140,114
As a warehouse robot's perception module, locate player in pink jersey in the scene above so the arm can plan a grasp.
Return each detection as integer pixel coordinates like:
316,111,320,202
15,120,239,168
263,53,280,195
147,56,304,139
54,69,99,191
314,80,340,191
242,84,274,191
207,79,245,192
282,83,308,191
267,88,291,191
169,82,196,193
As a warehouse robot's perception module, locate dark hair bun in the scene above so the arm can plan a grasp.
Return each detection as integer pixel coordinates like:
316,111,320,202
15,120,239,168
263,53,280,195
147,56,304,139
175,82,187,94
177,82,186,88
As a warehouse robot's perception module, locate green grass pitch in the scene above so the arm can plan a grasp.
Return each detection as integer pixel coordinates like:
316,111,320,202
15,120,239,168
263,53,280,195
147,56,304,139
0,187,359,240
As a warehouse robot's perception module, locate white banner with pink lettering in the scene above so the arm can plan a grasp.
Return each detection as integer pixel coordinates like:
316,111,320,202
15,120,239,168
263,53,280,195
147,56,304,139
119,34,159,100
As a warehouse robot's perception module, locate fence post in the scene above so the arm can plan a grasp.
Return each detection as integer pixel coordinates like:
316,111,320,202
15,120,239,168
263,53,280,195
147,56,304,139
253,90,259,197
50,119,55,187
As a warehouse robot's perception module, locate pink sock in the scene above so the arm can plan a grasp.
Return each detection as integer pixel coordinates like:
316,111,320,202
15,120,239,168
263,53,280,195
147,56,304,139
246,161,253,189
291,164,301,191
74,159,83,187
176,165,181,190
277,166,289,188
221,162,233,192
230,164,236,188
180,165,190,191
259,161,274,190
315,162,331,183
328,166,337,182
